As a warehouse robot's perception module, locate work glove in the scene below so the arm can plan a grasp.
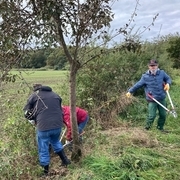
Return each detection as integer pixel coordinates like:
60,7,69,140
28,120,36,125
164,83,170,91
126,92,132,98
65,140,72,145
24,109,35,120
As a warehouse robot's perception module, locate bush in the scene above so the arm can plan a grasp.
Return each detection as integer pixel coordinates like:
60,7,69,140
76,48,152,126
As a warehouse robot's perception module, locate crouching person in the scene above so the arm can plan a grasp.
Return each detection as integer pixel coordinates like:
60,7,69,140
62,106,89,148
23,84,70,176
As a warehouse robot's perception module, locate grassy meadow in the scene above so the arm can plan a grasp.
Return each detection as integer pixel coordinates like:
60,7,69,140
10,69,69,87
0,69,180,180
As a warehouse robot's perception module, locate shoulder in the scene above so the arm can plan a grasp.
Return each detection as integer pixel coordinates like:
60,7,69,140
159,69,164,73
63,106,70,113
141,70,149,78
28,92,37,100
77,107,87,114
158,69,167,75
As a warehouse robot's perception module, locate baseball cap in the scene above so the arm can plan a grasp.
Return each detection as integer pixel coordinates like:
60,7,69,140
148,59,158,66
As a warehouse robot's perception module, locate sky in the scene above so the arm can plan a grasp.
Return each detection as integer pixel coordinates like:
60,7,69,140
110,0,180,41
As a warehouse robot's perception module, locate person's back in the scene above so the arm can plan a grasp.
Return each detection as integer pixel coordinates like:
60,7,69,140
62,105,89,142
24,85,63,131
63,106,88,124
35,86,63,131
76,107,88,124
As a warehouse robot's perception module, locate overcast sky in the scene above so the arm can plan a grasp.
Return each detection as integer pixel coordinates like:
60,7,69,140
110,0,180,41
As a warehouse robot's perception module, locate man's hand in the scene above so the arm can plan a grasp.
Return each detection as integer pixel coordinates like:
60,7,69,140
24,109,34,120
65,140,72,145
126,92,132,98
28,120,36,125
164,83,170,91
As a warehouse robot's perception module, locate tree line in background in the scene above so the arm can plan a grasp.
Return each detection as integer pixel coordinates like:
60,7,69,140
18,34,180,70
20,48,67,69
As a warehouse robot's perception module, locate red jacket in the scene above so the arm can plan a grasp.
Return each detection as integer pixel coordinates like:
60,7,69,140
62,106,88,140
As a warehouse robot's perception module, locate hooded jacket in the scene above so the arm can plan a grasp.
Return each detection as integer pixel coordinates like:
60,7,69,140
128,69,172,101
62,106,88,141
23,86,63,131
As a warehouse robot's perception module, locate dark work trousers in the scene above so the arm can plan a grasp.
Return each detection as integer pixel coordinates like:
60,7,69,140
146,99,167,130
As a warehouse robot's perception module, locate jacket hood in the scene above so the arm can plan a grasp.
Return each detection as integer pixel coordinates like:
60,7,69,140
40,86,52,91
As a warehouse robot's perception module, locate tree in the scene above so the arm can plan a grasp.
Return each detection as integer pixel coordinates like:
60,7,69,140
166,34,180,68
0,0,115,161
30,50,47,68
46,48,67,69
0,0,158,161
0,10,21,86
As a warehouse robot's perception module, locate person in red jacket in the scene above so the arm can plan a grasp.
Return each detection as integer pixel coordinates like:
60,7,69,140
62,106,89,143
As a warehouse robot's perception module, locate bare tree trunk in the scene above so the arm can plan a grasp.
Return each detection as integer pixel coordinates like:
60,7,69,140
69,63,82,161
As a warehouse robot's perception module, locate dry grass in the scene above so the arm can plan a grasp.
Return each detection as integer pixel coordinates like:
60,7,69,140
100,126,159,148
91,92,138,129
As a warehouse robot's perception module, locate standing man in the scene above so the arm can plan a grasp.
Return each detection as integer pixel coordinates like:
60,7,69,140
24,84,70,176
126,60,172,132
62,106,89,144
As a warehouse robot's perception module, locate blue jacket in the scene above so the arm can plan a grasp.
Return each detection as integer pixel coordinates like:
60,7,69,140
128,69,172,101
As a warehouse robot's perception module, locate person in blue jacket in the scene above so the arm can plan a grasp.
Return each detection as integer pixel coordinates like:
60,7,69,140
126,60,172,132
23,84,70,176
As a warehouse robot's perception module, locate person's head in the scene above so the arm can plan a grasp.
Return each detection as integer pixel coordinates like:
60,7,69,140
148,59,158,74
33,83,42,91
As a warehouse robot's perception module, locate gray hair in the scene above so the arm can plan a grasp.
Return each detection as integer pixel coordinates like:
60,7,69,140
33,83,42,91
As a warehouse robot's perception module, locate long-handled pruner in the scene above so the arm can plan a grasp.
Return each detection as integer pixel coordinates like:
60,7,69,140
60,127,67,141
147,93,177,118
165,90,177,118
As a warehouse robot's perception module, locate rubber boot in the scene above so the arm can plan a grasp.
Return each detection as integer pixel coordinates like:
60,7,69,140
57,149,71,167
40,165,49,177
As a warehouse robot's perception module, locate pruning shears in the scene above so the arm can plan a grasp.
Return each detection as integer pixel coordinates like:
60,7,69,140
147,93,177,118
165,90,177,118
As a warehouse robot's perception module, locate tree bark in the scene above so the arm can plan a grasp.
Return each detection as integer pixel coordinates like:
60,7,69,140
69,62,82,161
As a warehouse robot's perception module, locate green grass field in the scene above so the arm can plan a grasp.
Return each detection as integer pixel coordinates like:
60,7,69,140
4,70,70,102
10,69,69,84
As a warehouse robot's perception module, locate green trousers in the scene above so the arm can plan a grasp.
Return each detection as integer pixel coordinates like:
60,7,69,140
146,99,167,130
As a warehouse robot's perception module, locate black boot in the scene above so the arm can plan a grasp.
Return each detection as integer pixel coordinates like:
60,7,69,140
40,165,49,177
57,149,71,167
